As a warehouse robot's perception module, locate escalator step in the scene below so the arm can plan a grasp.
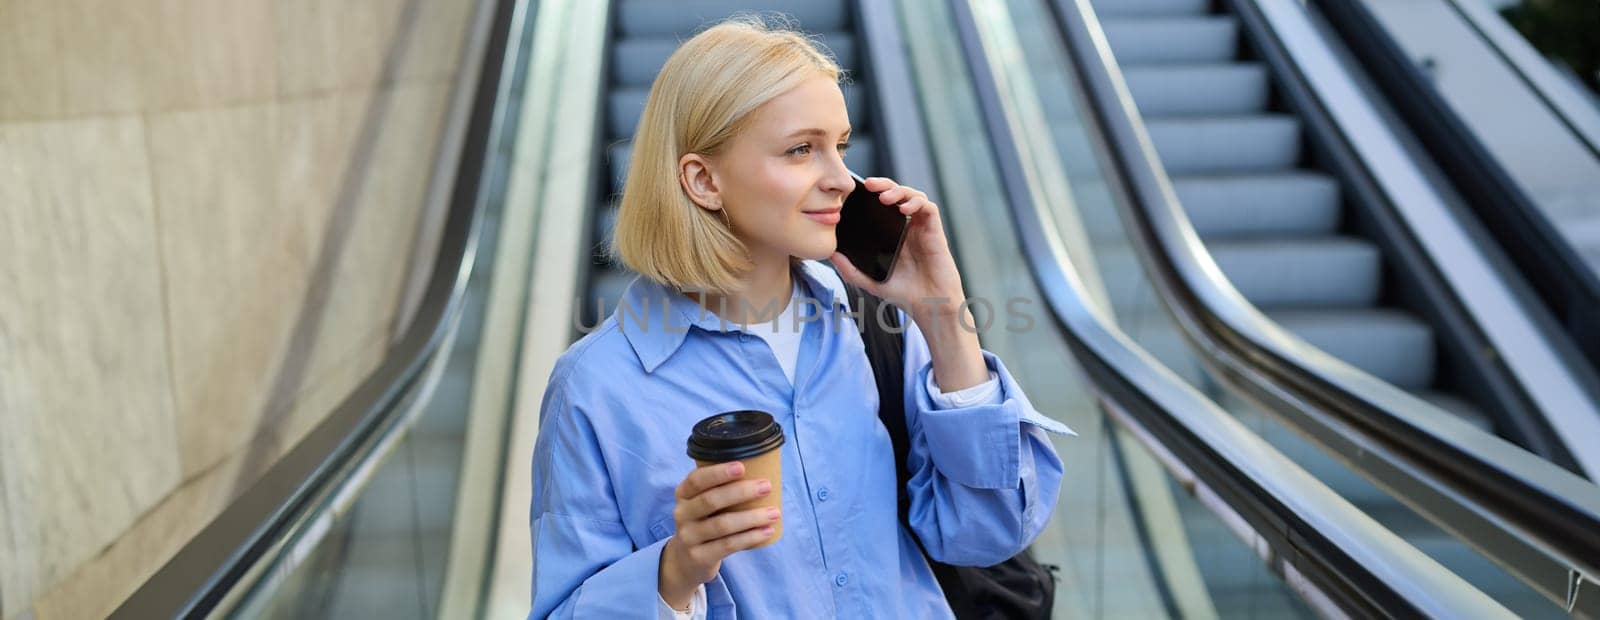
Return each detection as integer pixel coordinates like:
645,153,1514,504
1268,309,1437,390
1091,0,1211,17
612,32,858,87
608,84,865,140
1144,115,1301,174
616,0,849,38
1174,172,1342,238
1208,237,1382,308
1123,63,1267,116
1101,16,1238,65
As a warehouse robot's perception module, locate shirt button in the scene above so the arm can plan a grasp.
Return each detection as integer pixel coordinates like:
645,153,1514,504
816,487,830,502
835,572,849,587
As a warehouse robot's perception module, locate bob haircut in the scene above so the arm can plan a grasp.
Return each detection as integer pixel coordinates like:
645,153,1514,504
608,14,843,295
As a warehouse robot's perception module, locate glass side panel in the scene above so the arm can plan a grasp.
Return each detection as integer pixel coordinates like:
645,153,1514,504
232,167,503,620
219,4,542,616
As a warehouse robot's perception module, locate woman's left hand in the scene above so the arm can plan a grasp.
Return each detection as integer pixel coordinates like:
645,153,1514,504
829,177,966,320
830,177,990,391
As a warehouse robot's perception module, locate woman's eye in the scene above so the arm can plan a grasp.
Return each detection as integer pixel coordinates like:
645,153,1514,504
788,144,812,156
838,142,851,155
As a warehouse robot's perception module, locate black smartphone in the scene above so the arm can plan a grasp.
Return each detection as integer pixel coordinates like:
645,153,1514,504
835,171,911,282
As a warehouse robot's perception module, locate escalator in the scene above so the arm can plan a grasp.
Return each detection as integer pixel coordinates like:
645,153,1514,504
995,0,1553,611
1045,0,1535,611
104,0,1600,618
1021,0,1600,615
1094,0,1487,424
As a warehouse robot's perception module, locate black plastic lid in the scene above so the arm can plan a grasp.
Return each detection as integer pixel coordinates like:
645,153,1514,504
687,410,785,462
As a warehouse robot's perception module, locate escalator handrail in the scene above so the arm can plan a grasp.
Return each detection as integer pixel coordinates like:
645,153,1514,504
1312,0,1600,402
110,1,521,617
1039,0,1600,607
945,0,1513,616
856,0,941,196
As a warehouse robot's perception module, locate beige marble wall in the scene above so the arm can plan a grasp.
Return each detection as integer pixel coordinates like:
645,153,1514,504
0,1,477,618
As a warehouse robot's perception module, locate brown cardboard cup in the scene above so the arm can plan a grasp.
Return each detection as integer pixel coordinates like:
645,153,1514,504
688,411,785,548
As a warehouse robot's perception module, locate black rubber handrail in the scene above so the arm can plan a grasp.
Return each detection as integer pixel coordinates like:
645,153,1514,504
1312,0,1600,397
945,0,1512,615
1040,0,1600,614
110,1,522,617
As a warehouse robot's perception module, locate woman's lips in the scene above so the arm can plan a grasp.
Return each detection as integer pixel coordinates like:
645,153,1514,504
804,208,841,225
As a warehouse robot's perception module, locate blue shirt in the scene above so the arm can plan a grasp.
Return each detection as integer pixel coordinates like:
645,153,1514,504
528,261,1071,618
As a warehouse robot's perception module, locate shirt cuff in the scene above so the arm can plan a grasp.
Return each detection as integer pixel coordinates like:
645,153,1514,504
657,584,707,620
914,351,1075,489
926,370,1002,409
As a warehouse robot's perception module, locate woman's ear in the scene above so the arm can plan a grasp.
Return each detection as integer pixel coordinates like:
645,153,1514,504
678,153,723,213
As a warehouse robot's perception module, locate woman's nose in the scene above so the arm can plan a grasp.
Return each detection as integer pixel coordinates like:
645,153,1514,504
821,157,853,193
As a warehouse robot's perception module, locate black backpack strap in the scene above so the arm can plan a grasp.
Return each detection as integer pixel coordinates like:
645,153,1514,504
846,283,908,497
845,283,981,618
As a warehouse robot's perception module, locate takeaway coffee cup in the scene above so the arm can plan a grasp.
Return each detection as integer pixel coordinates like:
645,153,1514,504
687,410,785,548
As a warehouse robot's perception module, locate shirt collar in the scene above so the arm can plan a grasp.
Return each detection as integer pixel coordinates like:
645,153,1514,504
617,261,852,373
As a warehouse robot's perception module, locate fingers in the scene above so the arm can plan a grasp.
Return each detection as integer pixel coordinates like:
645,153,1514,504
862,176,897,192
682,523,777,567
896,195,934,218
876,185,924,207
679,478,771,523
865,179,935,218
680,506,780,546
713,524,778,556
677,461,743,501
829,253,884,296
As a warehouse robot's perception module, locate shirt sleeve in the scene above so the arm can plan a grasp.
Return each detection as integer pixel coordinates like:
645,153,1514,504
897,314,1074,567
657,585,707,620
528,385,676,619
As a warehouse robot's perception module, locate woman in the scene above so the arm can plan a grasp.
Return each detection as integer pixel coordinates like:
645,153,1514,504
529,15,1071,619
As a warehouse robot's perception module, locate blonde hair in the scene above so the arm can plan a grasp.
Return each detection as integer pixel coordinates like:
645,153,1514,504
608,14,843,294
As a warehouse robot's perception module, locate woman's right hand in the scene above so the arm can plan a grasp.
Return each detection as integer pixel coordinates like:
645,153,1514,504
657,461,781,609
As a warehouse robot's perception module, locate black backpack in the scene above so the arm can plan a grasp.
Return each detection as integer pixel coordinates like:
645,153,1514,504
844,284,1057,619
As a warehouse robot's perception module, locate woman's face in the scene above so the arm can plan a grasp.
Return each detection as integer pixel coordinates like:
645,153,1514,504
710,74,855,263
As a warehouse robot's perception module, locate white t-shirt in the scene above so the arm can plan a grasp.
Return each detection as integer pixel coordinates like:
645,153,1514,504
741,278,807,386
